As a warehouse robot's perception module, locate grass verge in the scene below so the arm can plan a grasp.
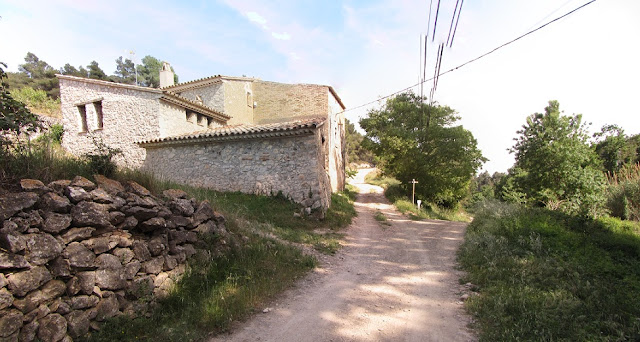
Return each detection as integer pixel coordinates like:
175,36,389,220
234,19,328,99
458,200,640,341
364,170,470,222
86,227,316,341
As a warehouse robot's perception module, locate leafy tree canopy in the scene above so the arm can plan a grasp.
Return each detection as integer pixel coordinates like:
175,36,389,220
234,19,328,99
0,62,42,151
113,57,136,84
9,52,59,98
509,100,606,216
592,124,640,174
345,119,374,165
136,55,178,88
360,92,486,207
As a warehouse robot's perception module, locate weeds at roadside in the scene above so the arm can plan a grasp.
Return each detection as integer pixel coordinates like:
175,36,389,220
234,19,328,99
374,210,391,227
458,200,640,341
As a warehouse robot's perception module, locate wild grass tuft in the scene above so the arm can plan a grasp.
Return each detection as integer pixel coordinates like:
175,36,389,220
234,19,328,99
86,227,316,342
458,200,640,341
606,162,640,221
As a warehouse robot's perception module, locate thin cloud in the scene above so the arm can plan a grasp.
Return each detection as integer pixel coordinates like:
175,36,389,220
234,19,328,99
246,11,268,28
272,32,291,40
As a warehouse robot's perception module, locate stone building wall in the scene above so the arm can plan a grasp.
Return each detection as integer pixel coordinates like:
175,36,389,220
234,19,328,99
0,176,227,341
59,77,162,169
157,102,215,138
327,92,346,191
252,82,328,124
142,131,330,211
177,83,224,113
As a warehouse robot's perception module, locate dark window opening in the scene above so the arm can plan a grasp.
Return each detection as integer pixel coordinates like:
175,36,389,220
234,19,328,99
77,105,88,132
93,101,103,129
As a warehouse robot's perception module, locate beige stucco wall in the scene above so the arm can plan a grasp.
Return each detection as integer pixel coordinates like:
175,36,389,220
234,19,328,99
253,81,328,124
223,79,254,125
141,131,331,210
157,101,222,137
327,92,346,192
59,78,161,168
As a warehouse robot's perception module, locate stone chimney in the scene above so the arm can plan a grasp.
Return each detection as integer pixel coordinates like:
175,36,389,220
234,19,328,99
159,62,174,88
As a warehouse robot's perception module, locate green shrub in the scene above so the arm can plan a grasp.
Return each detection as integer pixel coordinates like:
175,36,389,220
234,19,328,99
84,135,121,177
10,86,61,117
606,163,640,221
458,200,640,341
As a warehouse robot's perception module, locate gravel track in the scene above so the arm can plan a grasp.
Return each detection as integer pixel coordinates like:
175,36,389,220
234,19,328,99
209,169,476,342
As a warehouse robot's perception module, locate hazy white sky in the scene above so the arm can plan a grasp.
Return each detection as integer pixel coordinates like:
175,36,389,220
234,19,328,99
2,0,639,173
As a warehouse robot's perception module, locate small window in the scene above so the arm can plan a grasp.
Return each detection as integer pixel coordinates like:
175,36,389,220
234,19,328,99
197,114,206,126
207,117,215,129
93,101,103,129
186,110,197,124
246,92,252,107
77,105,88,132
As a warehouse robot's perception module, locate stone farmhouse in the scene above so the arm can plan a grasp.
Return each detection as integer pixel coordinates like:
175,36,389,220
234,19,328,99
56,63,346,212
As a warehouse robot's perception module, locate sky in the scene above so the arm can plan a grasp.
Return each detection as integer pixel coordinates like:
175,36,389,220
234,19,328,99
1,0,639,173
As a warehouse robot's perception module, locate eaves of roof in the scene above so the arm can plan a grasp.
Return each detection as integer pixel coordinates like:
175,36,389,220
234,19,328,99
138,118,325,148
328,86,346,110
56,74,163,93
160,92,231,122
160,75,256,92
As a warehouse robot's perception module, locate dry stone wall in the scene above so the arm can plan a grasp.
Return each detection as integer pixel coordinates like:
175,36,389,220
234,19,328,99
0,176,227,341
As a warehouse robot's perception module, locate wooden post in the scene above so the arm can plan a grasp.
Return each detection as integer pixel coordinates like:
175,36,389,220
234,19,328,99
411,179,419,204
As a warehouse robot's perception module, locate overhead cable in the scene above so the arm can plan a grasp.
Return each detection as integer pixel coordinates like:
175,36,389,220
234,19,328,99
449,0,464,47
342,0,597,114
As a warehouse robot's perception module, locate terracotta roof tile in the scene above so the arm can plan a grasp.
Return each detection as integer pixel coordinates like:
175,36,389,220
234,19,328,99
138,118,325,146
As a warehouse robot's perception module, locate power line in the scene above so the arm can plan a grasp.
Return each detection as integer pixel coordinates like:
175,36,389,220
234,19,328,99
449,0,464,47
342,0,597,115
446,0,461,47
431,0,442,42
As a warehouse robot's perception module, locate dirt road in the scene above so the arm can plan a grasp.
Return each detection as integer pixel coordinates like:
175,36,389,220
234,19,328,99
210,169,475,341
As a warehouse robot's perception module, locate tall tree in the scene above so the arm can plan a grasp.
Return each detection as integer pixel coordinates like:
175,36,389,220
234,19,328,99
510,100,606,216
11,52,59,98
18,52,55,79
593,124,640,174
59,63,88,77
87,61,107,80
345,119,374,165
137,55,178,88
360,92,485,207
113,56,136,84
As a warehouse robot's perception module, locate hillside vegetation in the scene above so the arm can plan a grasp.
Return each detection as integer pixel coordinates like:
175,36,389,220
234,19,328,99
459,201,640,341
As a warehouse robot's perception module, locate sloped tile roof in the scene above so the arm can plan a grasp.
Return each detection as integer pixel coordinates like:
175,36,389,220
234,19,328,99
138,118,325,147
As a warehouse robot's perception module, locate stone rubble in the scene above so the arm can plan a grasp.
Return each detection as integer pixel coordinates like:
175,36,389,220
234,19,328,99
0,175,228,341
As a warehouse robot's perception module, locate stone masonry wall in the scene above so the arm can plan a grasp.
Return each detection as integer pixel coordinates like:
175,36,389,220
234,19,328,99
253,81,328,124
0,176,227,341
59,78,161,169
142,132,331,211
177,83,224,114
